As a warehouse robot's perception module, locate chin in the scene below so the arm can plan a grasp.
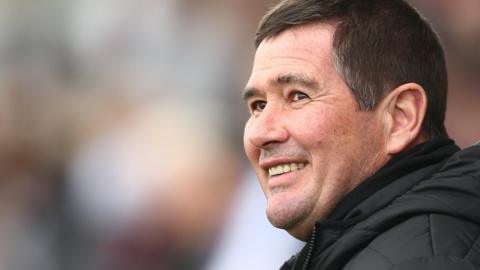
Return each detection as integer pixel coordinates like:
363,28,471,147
269,214,310,241
266,203,307,232
268,213,298,230
265,192,318,240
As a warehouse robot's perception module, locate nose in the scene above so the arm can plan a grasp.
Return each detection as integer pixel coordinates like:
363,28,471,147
245,104,289,149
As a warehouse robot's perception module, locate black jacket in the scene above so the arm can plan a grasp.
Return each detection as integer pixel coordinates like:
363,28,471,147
280,139,480,270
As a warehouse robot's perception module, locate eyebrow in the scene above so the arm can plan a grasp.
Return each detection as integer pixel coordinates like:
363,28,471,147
275,73,319,89
242,87,259,101
242,73,319,101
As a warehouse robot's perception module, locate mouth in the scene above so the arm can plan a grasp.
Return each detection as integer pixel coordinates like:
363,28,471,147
267,162,306,177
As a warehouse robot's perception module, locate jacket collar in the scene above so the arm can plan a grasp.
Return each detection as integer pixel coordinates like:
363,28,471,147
329,138,459,222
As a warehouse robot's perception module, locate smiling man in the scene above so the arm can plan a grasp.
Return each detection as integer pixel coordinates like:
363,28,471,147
242,0,480,269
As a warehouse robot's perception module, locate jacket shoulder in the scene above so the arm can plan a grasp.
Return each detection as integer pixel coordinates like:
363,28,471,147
438,143,480,179
343,214,480,270
391,256,479,270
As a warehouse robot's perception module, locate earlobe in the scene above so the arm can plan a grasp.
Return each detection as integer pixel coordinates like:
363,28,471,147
382,83,427,155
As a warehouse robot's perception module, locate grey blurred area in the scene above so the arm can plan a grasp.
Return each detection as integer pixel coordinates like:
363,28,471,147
0,0,478,270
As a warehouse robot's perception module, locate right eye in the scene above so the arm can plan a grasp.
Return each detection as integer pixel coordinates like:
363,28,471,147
249,100,267,115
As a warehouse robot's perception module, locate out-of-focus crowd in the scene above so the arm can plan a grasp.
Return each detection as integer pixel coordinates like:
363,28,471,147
0,0,478,269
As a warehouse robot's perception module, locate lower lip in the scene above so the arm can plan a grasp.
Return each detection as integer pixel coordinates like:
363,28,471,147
268,168,304,189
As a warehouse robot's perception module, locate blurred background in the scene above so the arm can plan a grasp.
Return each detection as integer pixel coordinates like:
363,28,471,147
0,0,478,269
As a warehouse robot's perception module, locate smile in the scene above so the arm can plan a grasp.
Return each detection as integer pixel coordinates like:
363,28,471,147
268,163,306,177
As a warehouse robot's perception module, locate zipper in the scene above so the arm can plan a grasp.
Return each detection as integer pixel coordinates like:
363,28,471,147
302,225,317,270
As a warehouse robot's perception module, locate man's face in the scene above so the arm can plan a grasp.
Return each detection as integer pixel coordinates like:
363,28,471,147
243,23,388,239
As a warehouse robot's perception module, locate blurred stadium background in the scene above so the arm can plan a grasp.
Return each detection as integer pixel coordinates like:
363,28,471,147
0,0,478,269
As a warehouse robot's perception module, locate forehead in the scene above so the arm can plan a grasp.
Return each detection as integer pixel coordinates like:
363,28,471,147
251,23,336,78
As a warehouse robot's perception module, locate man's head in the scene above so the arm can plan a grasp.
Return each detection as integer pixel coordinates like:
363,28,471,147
243,0,448,240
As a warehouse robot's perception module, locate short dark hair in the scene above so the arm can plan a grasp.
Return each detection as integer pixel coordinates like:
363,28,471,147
255,0,448,139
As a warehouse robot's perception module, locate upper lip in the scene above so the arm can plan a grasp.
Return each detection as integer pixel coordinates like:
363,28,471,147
259,158,307,170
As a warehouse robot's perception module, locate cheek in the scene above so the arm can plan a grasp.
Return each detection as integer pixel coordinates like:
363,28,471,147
290,107,362,156
319,109,357,137
290,109,336,144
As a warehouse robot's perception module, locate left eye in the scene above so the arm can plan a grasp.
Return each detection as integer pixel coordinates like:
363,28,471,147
291,91,309,102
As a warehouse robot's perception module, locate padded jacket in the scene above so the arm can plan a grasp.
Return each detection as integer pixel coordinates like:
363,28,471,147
280,139,480,270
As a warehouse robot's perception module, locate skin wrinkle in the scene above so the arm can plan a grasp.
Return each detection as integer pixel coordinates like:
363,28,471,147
250,58,314,71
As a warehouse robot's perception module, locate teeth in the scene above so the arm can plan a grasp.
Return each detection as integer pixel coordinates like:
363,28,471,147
291,163,298,170
268,163,306,176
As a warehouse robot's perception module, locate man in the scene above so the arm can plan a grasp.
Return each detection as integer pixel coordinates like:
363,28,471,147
242,0,480,269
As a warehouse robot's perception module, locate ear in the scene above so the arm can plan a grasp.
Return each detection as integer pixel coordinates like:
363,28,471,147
379,83,427,155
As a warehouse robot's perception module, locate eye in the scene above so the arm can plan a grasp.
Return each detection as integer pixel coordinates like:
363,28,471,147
290,91,309,102
249,100,267,115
